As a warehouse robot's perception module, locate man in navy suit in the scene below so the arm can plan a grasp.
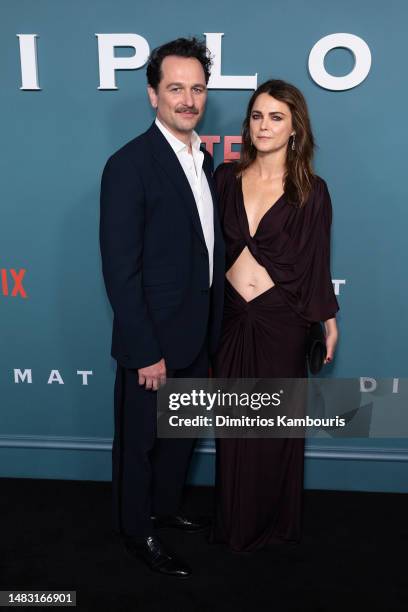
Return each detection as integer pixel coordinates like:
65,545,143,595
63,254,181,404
100,37,225,577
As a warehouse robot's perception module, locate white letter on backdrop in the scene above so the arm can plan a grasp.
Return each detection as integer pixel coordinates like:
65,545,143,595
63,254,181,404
205,33,257,90
96,34,150,90
360,377,377,393
332,279,346,296
17,34,41,90
77,370,93,386
308,33,371,91
14,369,33,383
48,370,64,385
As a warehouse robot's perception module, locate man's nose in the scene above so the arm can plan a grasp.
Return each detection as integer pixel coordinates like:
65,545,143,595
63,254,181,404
182,89,194,108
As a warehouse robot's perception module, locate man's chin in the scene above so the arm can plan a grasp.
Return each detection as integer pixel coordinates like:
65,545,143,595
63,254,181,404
174,117,201,132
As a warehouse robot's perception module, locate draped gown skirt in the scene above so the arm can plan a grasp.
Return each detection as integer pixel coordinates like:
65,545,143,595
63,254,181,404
212,279,310,552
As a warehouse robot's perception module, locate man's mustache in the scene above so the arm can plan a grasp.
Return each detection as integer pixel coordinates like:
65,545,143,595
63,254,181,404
176,107,199,114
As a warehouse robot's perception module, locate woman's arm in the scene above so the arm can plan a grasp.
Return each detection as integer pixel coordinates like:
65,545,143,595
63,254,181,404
323,317,338,364
319,178,339,365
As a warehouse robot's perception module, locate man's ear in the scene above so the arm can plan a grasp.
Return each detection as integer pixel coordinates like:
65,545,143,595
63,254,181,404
147,85,158,109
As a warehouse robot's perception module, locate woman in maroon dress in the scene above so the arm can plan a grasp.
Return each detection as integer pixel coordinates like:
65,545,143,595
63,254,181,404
212,80,339,552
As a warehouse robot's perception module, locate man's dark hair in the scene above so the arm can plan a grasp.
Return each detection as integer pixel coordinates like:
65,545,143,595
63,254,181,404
146,37,212,91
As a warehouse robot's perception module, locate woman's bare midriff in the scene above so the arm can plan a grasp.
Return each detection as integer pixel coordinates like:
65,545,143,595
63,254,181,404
226,247,275,302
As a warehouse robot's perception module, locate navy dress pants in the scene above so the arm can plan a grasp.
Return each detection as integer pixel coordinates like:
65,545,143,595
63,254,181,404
112,342,208,538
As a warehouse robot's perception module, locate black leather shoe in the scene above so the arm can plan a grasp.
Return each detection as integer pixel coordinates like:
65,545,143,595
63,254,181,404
123,535,191,578
151,514,211,533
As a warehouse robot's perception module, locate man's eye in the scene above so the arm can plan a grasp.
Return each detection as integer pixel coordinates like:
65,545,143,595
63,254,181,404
171,87,181,92
193,88,203,93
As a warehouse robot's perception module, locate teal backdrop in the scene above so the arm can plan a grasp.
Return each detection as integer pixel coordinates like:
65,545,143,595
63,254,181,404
1,0,407,491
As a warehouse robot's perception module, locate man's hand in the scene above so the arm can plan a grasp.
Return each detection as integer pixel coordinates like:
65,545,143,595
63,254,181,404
138,358,166,391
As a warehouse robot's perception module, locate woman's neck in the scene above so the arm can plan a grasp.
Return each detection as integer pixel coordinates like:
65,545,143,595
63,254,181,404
251,149,287,181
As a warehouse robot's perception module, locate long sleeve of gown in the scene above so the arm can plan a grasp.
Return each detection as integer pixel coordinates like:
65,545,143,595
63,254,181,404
291,178,339,322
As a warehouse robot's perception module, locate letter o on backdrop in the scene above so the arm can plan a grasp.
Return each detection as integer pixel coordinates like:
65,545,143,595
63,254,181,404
308,33,371,91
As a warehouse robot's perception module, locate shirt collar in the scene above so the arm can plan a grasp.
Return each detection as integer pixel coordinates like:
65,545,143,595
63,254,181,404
155,117,202,154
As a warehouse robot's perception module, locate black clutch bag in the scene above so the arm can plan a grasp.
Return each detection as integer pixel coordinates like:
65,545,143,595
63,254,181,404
307,322,327,374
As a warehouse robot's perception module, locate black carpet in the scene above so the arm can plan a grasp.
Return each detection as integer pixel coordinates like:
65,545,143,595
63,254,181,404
0,478,407,611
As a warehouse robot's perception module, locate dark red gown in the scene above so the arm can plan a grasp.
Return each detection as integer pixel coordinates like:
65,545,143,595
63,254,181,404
212,162,339,551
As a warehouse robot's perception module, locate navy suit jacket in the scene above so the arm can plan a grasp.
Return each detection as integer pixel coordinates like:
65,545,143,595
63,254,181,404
100,122,225,370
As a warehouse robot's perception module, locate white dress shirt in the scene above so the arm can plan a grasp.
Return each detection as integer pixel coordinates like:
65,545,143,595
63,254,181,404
155,117,214,286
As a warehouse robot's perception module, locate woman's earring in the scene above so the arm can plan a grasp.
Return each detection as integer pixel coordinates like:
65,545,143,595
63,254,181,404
291,134,296,151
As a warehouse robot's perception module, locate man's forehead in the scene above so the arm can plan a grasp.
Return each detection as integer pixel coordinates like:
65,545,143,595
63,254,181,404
160,55,206,82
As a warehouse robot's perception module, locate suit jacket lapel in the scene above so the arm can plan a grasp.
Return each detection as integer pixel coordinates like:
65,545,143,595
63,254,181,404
146,123,206,246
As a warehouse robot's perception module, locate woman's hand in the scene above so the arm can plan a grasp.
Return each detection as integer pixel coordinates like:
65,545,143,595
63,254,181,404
323,318,338,364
